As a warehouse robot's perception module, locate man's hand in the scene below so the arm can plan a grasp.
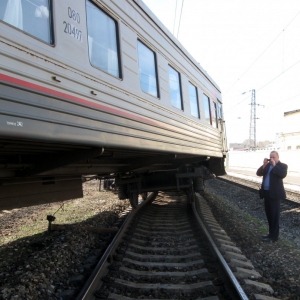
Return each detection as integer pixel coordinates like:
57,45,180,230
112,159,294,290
263,158,269,168
269,158,276,166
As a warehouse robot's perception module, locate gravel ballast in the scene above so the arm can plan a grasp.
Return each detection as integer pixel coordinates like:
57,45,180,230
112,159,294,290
1,177,300,299
0,180,130,300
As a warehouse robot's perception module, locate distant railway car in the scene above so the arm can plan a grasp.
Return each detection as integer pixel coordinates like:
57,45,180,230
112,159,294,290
0,0,227,210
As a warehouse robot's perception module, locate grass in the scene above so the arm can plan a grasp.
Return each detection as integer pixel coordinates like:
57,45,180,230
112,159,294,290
0,180,129,248
0,195,108,247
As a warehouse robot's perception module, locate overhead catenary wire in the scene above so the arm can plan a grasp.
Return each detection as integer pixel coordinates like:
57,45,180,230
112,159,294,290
227,56,300,114
176,0,184,39
275,92,300,106
173,0,178,35
256,58,300,93
225,9,300,94
263,92,300,110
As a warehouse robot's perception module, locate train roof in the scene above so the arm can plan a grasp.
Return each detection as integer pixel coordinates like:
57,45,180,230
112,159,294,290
134,0,222,94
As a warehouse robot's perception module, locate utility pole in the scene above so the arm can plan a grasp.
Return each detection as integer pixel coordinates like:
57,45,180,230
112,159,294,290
242,89,263,150
249,89,256,150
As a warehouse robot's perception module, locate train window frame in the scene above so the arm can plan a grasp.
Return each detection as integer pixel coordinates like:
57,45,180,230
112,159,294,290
0,0,54,45
86,0,122,79
212,101,218,128
203,94,212,125
188,82,200,118
217,100,223,119
168,65,183,110
137,40,159,98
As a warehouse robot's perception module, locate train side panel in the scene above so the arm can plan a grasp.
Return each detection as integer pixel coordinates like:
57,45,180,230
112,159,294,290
0,0,224,157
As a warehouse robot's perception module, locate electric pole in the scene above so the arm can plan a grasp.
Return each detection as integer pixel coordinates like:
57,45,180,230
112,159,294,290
249,89,256,150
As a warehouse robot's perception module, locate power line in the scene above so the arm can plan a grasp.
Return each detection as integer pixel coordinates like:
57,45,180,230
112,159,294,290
226,94,251,113
226,57,300,114
257,58,300,92
225,9,300,94
264,92,300,110
173,0,178,35
276,92,300,106
177,0,184,38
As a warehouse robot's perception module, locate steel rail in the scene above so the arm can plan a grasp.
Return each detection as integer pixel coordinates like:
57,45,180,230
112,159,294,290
217,176,300,204
192,194,249,300
75,192,158,300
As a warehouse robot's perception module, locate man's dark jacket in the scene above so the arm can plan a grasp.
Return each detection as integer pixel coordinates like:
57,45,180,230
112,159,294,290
256,161,288,199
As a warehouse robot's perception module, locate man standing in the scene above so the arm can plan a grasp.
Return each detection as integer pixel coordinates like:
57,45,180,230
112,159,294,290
256,151,288,242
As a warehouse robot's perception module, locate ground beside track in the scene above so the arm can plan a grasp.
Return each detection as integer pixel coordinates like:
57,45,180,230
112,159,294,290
205,178,300,299
0,180,131,300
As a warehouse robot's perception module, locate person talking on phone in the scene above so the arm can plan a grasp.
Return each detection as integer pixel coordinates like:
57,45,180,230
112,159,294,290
256,151,288,242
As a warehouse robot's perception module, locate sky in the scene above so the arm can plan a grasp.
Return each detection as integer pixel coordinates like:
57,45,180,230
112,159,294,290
142,0,300,144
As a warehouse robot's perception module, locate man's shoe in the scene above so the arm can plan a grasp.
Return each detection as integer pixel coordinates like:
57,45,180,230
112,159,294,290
262,237,277,243
261,235,269,239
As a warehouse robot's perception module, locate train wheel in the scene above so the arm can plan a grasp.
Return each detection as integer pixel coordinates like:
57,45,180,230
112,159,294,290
118,184,128,200
141,192,148,201
188,185,195,203
193,177,205,193
129,191,139,209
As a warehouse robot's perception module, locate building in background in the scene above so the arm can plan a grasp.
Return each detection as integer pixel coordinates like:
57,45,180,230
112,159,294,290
229,140,276,151
229,109,300,152
229,143,248,151
280,109,300,151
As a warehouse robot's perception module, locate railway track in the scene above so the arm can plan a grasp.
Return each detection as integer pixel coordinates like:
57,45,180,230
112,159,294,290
217,175,300,207
74,190,275,300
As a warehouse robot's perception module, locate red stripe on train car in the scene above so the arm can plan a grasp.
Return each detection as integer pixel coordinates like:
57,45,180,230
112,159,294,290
0,73,159,127
0,73,207,140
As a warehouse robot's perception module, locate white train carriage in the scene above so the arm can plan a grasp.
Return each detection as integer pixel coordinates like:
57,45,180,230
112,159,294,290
0,0,227,209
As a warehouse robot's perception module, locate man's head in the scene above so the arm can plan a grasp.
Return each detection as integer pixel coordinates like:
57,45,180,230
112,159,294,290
270,151,279,164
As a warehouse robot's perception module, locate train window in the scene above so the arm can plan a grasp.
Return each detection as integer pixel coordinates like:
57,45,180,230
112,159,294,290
168,65,183,110
0,0,53,44
188,82,200,118
217,100,223,119
212,102,218,128
86,1,120,78
203,94,211,125
137,40,159,97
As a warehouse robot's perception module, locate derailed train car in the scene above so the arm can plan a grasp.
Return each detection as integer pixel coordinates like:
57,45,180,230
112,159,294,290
0,0,227,210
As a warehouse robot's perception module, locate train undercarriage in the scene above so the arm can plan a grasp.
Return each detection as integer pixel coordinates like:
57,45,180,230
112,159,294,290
114,165,214,208
0,138,225,210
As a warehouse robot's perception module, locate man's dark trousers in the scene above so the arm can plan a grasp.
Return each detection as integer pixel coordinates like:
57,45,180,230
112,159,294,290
263,190,280,240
